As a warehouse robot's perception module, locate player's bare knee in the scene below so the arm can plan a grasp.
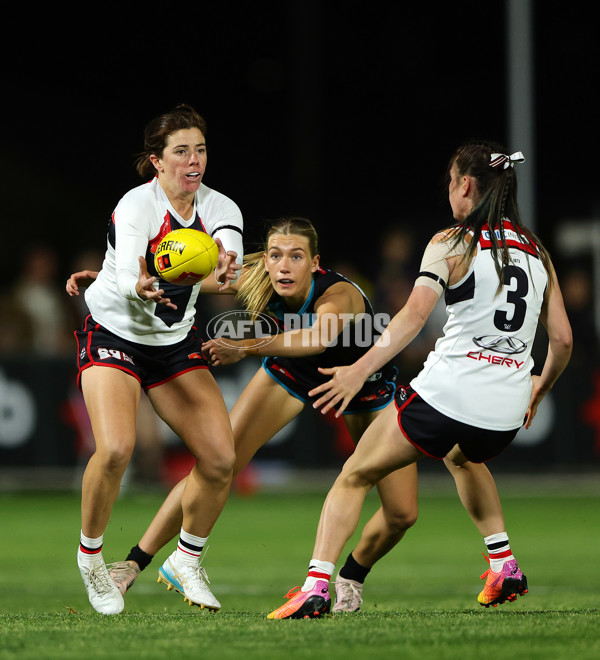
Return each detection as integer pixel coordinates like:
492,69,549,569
338,468,375,491
194,453,234,487
385,506,418,533
95,445,133,475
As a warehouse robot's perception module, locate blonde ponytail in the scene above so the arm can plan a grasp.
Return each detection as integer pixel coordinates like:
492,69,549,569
235,217,319,320
236,252,273,320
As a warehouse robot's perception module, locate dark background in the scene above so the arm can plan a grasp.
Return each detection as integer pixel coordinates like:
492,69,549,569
2,1,598,281
1,1,599,478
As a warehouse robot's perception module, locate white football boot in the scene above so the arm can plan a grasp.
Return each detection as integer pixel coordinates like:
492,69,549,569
78,550,124,615
157,551,221,611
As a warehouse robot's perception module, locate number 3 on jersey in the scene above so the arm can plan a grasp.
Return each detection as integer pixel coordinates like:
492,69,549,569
494,265,528,332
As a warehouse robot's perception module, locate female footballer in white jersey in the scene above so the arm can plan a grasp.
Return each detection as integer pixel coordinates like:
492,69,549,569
69,217,522,615
71,104,243,615
268,140,573,619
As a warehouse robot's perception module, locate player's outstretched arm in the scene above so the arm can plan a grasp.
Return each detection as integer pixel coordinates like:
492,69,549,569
66,270,99,296
309,284,440,416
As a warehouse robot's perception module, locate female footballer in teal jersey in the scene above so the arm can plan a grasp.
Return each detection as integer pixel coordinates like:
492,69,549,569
267,143,572,619
68,216,523,614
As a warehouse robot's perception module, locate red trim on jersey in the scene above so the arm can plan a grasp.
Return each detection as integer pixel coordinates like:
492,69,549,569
149,213,173,254
478,220,538,256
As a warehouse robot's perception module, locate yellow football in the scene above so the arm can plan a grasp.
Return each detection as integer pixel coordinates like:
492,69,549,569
154,228,219,285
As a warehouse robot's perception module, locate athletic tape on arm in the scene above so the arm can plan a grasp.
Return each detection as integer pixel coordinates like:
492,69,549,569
414,235,467,295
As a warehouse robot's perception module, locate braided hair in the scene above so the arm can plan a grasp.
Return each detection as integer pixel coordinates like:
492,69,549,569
446,140,552,287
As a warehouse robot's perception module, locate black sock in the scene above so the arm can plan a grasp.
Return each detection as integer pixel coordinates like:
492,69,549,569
338,552,371,584
125,544,154,572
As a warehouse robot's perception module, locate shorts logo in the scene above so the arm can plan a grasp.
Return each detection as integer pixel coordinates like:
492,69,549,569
472,335,527,355
97,347,135,365
397,387,408,402
79,348,87,360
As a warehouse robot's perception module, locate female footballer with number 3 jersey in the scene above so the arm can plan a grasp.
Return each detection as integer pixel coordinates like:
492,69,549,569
267,142,572,619
68,104,243,615
70,216,532,614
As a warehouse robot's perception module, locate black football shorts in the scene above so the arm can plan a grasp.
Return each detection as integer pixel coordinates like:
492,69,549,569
263,356,397,415
394,385,520,463
74,315,209,391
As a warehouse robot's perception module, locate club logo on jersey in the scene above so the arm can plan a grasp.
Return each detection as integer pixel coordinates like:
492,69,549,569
472,335,527,354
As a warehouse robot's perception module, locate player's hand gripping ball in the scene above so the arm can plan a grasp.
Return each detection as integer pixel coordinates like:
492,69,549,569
154,228,219,286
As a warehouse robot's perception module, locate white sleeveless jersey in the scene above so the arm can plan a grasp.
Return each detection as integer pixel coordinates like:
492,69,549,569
84,177,243,346
410,221,548,430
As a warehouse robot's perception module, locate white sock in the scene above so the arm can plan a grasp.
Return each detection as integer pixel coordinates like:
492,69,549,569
78,531,103,563
302,558,335,591
484,532,515,572
175,528,208,565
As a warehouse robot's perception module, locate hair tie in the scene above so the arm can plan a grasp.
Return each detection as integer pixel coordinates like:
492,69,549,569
489,151,526,169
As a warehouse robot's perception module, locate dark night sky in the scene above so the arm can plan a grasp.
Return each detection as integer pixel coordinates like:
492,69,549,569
2,1,598,285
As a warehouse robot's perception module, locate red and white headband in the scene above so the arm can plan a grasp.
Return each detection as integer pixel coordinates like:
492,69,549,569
489,151,526,169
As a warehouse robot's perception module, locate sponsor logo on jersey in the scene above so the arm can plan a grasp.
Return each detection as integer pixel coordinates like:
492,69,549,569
466,351,525,369
479,221,538,256
472,335,527,354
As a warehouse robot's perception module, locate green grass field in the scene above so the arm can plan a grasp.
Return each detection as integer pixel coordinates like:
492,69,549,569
1,473,599,659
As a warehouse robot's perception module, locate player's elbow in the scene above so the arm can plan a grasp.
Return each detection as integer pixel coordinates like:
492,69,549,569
551,325,573,358
557,334,573,362
311,337,330,355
